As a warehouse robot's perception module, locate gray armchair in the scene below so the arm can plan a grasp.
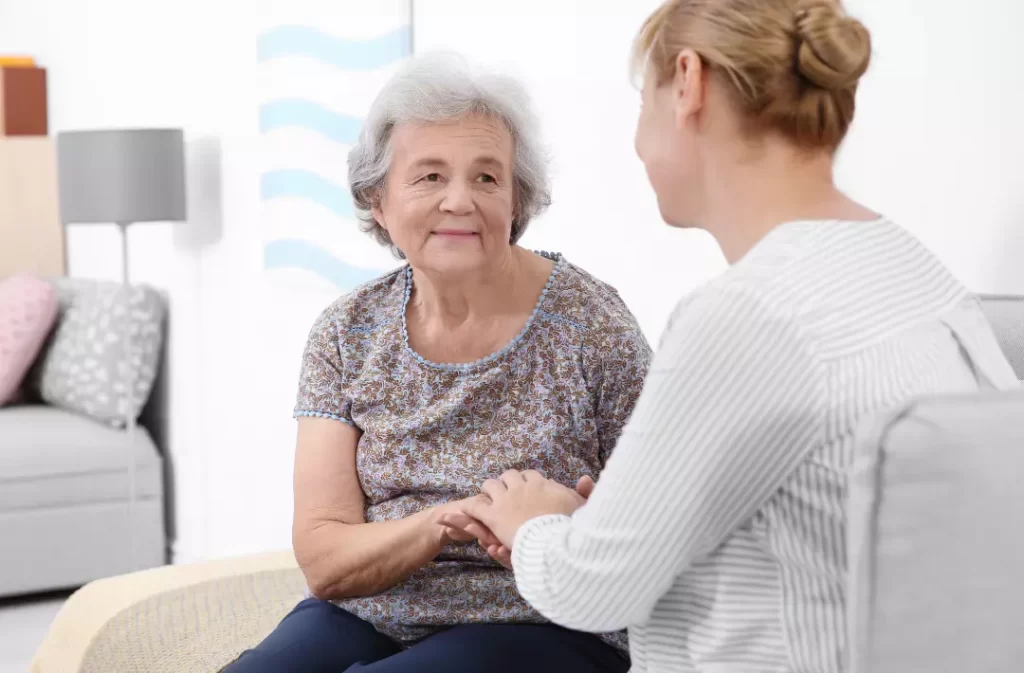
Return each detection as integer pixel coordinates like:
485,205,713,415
849,295,1024,673
978,295,1024,378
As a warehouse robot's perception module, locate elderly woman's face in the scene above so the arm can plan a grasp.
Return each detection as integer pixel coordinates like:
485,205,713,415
373,113,516,272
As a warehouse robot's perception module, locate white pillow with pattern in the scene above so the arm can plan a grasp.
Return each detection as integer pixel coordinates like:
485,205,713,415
29,278,166,427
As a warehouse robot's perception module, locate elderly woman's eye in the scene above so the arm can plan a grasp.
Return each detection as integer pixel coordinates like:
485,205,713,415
423,173,441,182
478,174,497,183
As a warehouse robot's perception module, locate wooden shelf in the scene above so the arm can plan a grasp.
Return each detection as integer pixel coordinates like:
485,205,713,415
0,137,65,277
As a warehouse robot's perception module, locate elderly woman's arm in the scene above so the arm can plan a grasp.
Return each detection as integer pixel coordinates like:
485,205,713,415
292,308,462,599
292,417,454,600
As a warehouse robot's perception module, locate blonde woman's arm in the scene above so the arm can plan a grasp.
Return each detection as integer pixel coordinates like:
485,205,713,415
469,286,827,632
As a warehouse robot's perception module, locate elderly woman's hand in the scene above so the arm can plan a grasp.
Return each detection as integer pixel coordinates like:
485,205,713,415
440,497,511,567
457,471,591,553
427,498,491,544
442,476,595,568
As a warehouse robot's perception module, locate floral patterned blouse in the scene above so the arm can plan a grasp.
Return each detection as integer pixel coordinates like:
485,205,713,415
293,252,652,653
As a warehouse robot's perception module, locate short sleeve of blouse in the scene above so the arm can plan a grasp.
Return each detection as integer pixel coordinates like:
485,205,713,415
293,307,354,426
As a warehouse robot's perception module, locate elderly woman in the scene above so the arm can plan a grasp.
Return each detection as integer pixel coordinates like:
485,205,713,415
222,54,649,673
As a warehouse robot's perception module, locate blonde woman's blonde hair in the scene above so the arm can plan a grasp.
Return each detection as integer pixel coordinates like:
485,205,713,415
634,0,871,150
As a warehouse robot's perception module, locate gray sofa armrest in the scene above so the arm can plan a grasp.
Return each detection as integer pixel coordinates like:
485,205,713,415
848,391,1024,673
978,294,1024,380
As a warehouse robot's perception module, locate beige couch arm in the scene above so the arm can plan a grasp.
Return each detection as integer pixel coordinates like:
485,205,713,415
31,550,305,673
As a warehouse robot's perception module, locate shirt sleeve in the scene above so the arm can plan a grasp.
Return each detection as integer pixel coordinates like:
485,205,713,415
586,313,653,466
512,285,827,632
294,307,355,426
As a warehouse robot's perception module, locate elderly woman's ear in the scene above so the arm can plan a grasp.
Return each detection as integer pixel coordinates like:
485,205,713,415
370,201,386,232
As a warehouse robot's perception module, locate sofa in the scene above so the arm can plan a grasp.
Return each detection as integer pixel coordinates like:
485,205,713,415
0,277,168,598
28,295,1024,673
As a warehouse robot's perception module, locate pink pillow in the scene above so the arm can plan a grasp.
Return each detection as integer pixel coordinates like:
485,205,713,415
0,274,59,406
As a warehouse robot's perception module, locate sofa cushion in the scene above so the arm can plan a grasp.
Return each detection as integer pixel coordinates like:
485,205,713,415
29,278,166,427
0,405,162,512
0,274,59,405
847,391,1024,673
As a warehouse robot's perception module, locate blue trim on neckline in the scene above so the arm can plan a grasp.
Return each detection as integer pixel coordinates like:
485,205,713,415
401,251,563,372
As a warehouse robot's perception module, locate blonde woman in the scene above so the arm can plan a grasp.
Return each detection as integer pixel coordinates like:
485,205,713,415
452,1,1019,671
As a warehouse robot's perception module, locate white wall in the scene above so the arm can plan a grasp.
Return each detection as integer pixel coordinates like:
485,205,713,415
839,0,1024,294
3,0,1023,562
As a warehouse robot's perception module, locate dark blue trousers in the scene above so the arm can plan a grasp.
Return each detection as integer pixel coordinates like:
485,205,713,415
222,598,628,673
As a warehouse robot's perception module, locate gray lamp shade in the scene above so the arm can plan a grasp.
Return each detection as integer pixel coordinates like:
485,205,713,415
57,128,187,224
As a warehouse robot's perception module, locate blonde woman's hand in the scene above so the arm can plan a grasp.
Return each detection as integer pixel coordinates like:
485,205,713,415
475,475,594,567
440,474,596,568
458,470,591,553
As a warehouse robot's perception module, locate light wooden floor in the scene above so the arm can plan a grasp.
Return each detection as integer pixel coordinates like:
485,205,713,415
0,592,67,673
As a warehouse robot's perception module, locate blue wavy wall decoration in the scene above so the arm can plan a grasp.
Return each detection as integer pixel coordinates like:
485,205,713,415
259,99,362,145
258,25,412,70
259,13,411,290
264,239,384,288
261,170,356,219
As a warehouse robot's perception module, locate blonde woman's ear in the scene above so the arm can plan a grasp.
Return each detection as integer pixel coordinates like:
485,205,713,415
673,48,706,127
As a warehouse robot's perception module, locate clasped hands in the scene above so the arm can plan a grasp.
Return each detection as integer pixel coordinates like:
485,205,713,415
436,471,595,569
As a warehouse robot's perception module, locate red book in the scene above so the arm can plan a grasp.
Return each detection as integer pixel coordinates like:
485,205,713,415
0,66,48,136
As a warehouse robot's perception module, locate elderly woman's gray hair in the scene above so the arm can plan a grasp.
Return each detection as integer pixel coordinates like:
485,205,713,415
348,53,552,258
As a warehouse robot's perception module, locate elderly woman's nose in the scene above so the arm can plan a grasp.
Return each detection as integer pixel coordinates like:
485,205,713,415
439,181,476,214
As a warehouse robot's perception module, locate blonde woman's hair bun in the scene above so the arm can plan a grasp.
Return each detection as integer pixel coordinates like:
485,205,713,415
795,1,871,90
634,0,873,150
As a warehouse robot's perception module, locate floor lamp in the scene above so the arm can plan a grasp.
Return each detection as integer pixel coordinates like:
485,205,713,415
56,128,187,568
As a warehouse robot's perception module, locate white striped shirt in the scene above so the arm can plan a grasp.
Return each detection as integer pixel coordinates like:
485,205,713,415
512,219,1017,672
